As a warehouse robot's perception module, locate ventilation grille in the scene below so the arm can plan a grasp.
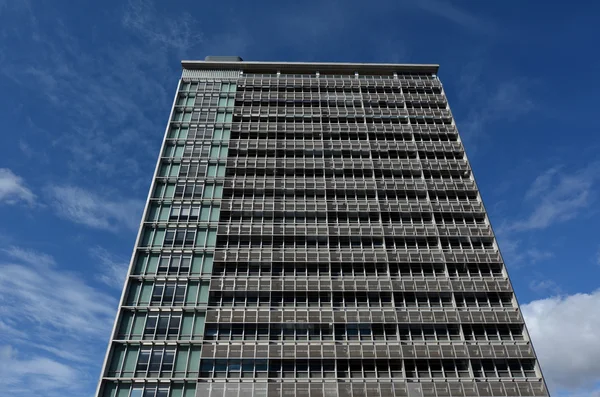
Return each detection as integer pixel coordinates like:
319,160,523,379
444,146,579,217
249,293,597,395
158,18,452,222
182,69,240,79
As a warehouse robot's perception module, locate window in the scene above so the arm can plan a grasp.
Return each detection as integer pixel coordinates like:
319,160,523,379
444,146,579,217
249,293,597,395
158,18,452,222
182,144,210,158
179,162,207,178
151,283,186,305
136,347,176,377
167,126,188,139
163,228,196,247
157,255,192,275
174,182,204,199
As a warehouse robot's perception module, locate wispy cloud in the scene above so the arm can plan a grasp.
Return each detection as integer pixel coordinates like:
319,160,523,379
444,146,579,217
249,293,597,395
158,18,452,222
47,185,144,232
506,163,598,231
459,79,534,143
496,237,553,268
529,279,562,295
2,246,55,267
0,168,36,205
522,290,600,394
0,246,118,396
90,246,129,289
0,345,79,394
0,0,206,193
409,0,496,35
122,0,203,53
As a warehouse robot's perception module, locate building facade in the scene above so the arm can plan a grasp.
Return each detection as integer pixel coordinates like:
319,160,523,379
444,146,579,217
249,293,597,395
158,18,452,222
95,59,549,397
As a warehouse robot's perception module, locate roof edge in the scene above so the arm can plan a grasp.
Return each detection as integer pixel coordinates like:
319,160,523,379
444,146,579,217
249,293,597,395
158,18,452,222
181,60,439,75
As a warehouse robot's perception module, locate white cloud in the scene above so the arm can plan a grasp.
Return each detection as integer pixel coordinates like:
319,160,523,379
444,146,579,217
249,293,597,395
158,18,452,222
460,80,534,143
496,237,553,268
2,246,55,267
0,168,36,205
522,290,600,393
122,0,203,53
0,258,116,338
90,246,129,289
508,163,598,231
0,345,79,393
409,0,496,35
528,279,561,295
0,247,119,396
47,185,143,231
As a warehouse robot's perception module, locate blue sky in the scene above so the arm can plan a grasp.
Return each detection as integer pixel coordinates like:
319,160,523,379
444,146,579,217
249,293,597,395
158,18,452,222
0,0,599,395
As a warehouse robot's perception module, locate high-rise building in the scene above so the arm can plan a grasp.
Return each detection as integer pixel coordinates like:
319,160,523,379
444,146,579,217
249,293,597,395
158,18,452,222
95,59,549,397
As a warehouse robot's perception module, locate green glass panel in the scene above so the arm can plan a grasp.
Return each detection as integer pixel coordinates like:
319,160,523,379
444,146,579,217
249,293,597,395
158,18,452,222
224,113,233,123
118,311,134,338
220,146,228,158
216,112,225,123
190,256,203,274
228,84,236,93
174,346,189,374
220,83,229,92
122,345,139,375
183,386,196,397
141,229,152,246
158,164,169,177
116,386,130,397
206,230,217,247
159,206,170,222
186,282,198,305
218,97,227,107
188,349,201,372
199,206,210,222
198,281,210,304
222,129,231,140
139,282,153,305
180,127,188,140
152,183,165,198
213,185,223,199
209,206,220,222
209,146,219,158
207,165,217,178
164,183,175,198
109,344,126,373
131,312,146,340
203,184,214,199
147,255,159,274
213,128,222,140
174,145,184,158
216,165,226,177
126,282,141,305
202,254,213,274
147,205,159,221
133,254,146,274
186,96,195,106
195,229,206,246
227,97,235,107
163,145,174,157
153,229,165,247
170,384,184,397
181,82,190,91
181,313,194,338
173,112,183,122
101,383,117,397
183,112,192,122
194,312,206,336
169,164,180,177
